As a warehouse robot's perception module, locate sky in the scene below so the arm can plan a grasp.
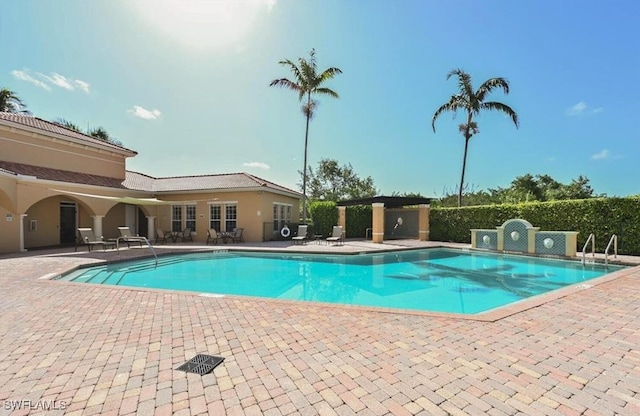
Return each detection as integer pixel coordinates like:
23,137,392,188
2,0,639,198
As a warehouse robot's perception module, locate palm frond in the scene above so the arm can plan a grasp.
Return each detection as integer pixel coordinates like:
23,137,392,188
314,87,339,98
319,67,342,82
269,78,303,94
480,101,520,128
447,69,474,100
278,59,303,82
476,77,510,101
432,100,464,132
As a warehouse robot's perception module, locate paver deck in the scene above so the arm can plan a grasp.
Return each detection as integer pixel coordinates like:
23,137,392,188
0,241,639,415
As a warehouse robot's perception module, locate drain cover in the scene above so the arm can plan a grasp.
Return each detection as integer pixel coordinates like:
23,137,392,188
176,354,225,375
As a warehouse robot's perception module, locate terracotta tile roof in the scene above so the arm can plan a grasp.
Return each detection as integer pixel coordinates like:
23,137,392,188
0,161,127,188
124,171,301,195
0,112,137,155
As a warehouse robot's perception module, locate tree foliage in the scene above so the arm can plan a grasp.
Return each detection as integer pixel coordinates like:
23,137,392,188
53,118,123,146
303,158,378,203
0,88,31,114
434,174,599,207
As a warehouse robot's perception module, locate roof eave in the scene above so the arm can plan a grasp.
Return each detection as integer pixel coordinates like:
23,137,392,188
0,119,138,157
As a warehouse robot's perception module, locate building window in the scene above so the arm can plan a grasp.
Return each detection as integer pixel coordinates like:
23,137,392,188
185,204,196,231
209,202,237,232
225,205,237,231
209,205,221,232
273,203,293,231
171,205,182,232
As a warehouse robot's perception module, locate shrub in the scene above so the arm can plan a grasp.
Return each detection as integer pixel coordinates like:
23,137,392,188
430,197,640,255
346,205,372,238
309,201,338,237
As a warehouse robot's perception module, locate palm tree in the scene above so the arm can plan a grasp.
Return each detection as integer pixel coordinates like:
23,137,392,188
432,69,519,207
270,49,342,221
54,118,82,132
53,118,123,146
0,88,31,114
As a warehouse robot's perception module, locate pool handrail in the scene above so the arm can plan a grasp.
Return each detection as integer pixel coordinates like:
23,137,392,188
116,236,158,268
605,234,618,267
582,233,595,266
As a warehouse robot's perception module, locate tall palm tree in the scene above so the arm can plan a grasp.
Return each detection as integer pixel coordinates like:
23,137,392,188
432,69,519,207
270,49,342,221
0,88,31,114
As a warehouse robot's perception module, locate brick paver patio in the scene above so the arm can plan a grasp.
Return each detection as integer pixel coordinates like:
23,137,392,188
0,242,638,415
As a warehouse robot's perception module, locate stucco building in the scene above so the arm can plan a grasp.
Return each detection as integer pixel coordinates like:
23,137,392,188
0,112,300,253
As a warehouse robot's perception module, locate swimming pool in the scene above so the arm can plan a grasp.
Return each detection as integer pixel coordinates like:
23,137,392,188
58,248,625,314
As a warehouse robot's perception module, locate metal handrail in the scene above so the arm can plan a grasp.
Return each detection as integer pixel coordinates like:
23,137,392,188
605,234,618,267
116,236,158,268
582,233,595,265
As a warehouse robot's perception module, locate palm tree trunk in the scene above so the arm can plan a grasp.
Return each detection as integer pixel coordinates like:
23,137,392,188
301,105,311,222
458,136,470,207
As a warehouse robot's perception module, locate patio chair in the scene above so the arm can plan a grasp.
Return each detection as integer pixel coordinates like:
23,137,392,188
117,226,145,248
206,229,220,245
291,225,308,245
180,228,193,242
155,229,169,245
77,228,116,252
231,228,244,243
326,226,344,245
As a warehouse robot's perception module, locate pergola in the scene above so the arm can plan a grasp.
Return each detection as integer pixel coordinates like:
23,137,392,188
337,196,432,243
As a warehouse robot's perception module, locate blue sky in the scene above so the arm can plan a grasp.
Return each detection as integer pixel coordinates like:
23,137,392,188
2,0,639,198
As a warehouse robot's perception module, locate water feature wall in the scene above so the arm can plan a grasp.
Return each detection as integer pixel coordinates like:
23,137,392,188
471,219,578,257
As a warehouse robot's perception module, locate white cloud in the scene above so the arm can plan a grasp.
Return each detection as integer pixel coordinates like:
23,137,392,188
11,70,51,90
12,69,90,93
566,101,603,116
591,149,610,160
43,73,75,90
127,106,162,120
74,79,90,93
243,162,270,169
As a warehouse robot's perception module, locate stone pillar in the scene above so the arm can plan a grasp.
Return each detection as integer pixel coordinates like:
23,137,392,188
19,214,28,252
527,227,540,254
91,215,104,239
338,206,346,237
147,216,156,241
496,225,505,251
372,203,385,244
418,204,430,241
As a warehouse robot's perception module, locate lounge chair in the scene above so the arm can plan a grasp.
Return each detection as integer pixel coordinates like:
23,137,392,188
77,228,116,252
230,228,244,243
155,229,170,245
291,225,308,245
326,226,344,245
206,229,220,245
117,226,146,248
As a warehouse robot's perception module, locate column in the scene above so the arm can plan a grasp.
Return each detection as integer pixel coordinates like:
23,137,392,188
418,204,430,241
337,206,346,238
91,215,104,239
19,214,27,252
372,203,385,244
147,216,156,241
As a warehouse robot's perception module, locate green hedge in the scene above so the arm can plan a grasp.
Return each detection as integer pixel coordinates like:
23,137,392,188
430,197,640,255
309,201,338,237
346,205,373,238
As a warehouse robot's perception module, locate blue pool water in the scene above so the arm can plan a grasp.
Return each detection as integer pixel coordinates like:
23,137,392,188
59,249,624,314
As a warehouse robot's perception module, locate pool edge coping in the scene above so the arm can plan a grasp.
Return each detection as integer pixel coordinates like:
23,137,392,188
40,245,639,322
